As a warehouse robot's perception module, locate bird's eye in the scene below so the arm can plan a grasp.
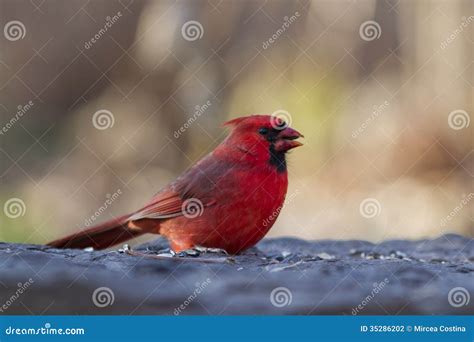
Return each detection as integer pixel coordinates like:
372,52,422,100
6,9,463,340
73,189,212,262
258,127,269,135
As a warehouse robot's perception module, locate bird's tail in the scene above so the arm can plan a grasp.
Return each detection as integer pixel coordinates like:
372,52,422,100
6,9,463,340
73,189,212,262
47,214,145,250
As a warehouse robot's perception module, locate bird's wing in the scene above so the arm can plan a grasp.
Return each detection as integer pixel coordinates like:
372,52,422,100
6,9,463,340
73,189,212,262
129,154,226,221
128,190,192,220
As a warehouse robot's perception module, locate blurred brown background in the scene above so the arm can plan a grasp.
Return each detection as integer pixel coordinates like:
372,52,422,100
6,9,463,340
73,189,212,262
0,0,472,246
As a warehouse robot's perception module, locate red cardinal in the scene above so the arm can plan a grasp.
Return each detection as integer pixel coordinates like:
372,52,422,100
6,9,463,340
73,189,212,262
48,115,303,254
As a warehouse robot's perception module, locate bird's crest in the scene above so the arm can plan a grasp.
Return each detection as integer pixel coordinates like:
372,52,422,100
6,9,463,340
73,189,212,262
222,116,248,127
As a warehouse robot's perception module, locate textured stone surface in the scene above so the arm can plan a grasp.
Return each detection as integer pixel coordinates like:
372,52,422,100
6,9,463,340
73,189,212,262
0,234,472,315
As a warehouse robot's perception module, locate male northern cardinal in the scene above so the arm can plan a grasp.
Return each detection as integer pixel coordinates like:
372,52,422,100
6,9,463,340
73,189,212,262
48,115,303,254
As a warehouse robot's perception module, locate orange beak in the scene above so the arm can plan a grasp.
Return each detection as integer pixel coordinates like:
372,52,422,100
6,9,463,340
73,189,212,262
274,127,304,152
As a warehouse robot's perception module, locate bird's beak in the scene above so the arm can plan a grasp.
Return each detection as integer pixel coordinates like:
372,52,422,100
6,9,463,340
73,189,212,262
274,127,304,152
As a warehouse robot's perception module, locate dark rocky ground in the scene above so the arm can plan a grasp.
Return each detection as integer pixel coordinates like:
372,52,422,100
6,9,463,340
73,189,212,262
0,234,472,315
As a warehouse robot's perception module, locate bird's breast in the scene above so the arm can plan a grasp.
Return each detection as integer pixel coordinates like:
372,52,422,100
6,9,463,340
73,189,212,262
207,167,288,252
160,165,289,253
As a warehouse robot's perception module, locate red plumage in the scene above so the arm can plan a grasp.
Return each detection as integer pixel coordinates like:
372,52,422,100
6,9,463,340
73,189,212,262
47,115,303,254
